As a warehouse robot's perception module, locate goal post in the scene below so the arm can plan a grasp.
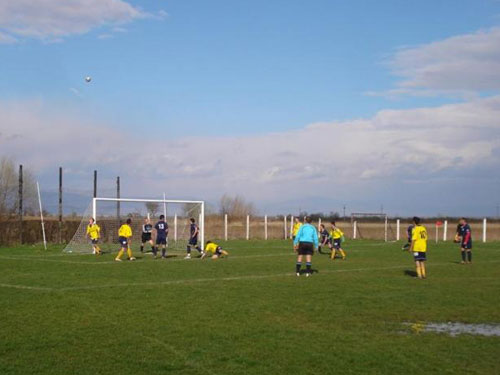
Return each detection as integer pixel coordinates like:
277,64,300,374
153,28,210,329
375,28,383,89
350,212,392,242
64,197,205,254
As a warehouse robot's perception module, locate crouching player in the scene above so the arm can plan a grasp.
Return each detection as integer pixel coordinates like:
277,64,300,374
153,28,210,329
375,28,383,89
329,221,346,260
409,216,427,279
185,218,203,259
293,216,318,277
86,218,101,255
116,218,136,262
318,223,332,255
201,241,228,259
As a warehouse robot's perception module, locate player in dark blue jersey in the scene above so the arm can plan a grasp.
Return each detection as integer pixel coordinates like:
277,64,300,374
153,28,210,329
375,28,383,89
154,215,169,258
458,218,472,264
140,218,154,253
402,224,414,250
318,223,331,254
184,218,203,259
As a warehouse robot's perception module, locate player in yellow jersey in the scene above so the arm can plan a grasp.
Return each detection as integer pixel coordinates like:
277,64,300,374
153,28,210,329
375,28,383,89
292,217,302,241
115,218,136,262
329,221,346,260
409,216,427,279
86,218,101,255
201,241,228,260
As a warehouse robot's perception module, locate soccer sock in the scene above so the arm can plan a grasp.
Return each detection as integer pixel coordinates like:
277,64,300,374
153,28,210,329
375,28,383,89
140,245,144,252
461,251,466,262
306,262,312,274
296,262,302,273
318,246,321,253
153,246,157,256
467,251,472,262
186,245,191,254
421,264,426,278
116,249,124,260
127,248,133,258
196,246,202,253
162,248,166,257
331,250,336,260
416,265,422,278
340,250,346,258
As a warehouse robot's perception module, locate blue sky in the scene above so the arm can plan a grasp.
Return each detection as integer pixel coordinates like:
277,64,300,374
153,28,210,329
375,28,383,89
1,0,500,216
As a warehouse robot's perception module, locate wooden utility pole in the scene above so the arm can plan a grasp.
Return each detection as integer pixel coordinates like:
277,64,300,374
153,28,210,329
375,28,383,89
58,167,63,243
18,165,23,244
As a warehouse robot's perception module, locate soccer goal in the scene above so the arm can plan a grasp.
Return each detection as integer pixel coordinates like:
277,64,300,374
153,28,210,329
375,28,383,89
64,197,205,254
351,212,394,242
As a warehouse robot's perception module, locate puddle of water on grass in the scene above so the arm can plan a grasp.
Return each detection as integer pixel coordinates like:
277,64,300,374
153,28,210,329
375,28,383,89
404,322,500,337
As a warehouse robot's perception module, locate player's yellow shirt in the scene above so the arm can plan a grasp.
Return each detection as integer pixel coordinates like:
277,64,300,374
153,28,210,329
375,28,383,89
330,228,344,239
204,242,220,254
118,224,132,238
86,224,100,240
412,225,427,252
292,222,302,236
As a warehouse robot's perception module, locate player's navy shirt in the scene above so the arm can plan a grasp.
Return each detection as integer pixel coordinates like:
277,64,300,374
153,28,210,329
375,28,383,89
190,223,198,237
320,229,329,241
142,223,153,233
459,223,472,245
407,224,415,242
155,221,169,238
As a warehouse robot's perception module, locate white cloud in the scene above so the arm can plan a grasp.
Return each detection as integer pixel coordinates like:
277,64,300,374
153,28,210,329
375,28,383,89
0,0,148,43
1,96,499,213
379,27,500,97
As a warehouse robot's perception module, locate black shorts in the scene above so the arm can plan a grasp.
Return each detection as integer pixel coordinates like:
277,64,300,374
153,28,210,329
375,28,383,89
320,237,331,246
332,239,341,250
298,242,314,255
91,239,99,245
461,242,472,250
413,251,426,261
215,247,222,256
118,236,128,248
141,233,152,243
189,237,198,246
156,237,167,245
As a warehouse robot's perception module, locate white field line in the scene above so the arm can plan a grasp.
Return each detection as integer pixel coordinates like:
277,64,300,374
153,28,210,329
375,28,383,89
2,260,499,293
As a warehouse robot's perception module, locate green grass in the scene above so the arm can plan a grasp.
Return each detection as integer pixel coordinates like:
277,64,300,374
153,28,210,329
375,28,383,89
0,239,499,375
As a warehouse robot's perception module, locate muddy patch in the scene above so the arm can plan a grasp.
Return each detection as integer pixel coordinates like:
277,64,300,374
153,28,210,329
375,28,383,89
405,322,500,337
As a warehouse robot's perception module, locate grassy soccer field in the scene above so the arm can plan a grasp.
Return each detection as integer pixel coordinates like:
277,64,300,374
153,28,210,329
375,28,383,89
0,239,499,374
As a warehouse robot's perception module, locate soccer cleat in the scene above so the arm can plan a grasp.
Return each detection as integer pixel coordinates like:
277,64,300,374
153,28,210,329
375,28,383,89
114,258,122,262
306,272,311,277
129,257,136,261
296,272,300,277
184,254,191,259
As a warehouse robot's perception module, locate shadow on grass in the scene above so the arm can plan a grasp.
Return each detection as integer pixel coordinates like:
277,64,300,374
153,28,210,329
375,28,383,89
404,270,417,278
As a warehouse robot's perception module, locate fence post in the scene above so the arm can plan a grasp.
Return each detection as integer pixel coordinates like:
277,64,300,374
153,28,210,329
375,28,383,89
353,220,357,239
290,216,294,239
283,215,287,240
264,215,268,240
443,220,448,241
116,176,120,221
246,215,250,240
396,219,400,241
224,214,228,241
384,216,388,242
318,218,322,231
483,218,487,243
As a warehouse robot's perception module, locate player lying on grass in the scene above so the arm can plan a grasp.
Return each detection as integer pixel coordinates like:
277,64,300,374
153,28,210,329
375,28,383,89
293,216,318,277
115,218,136,262
329,221,346,260
140,218,154,253
86,218,101,255
185,218,203,259
458,217,472,264
201,241,228,259
318,223,332,254
408,216,427,279
154,215,169,259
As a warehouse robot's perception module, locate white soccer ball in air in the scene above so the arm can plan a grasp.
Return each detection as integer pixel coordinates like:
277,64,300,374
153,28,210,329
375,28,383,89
85,76,92,83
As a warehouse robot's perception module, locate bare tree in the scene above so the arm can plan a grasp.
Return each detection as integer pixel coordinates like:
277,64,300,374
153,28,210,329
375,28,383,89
0,157,37,218
219,194,256,217
145,202,160,217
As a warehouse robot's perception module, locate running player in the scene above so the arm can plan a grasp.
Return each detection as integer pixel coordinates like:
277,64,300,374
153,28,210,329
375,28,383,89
86,218,101,255
115,218,135,262
201,241,228,259
329,221,346,260
293,216,318,277
154,215,169,258
458,218,472,264
318,223,332,254
409,216,427,279
185,217,203,259
140,218,154,253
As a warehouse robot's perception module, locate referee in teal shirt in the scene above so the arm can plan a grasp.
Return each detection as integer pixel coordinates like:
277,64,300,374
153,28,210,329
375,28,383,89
293,216,318,277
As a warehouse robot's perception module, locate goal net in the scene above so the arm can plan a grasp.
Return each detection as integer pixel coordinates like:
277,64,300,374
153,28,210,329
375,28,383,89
350,212,395,242
63,197,205,254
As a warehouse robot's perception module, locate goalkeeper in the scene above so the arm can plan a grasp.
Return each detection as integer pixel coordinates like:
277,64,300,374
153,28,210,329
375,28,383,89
201,241,228,260
86,218,101,255
329,221,346,260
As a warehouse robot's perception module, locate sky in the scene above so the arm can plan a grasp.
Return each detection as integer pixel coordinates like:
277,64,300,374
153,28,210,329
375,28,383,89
0,0,500,217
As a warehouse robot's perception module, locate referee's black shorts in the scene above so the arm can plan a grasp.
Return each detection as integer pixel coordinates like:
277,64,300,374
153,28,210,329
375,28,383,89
298,242,314,255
